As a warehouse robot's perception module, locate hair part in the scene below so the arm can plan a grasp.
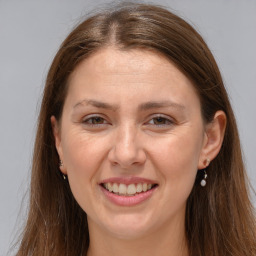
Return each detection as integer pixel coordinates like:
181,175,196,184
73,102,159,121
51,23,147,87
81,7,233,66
16,3,256,256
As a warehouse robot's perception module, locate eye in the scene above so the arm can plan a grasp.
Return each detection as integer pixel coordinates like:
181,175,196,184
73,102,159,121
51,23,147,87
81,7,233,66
147,116,174,127
82,116,109,126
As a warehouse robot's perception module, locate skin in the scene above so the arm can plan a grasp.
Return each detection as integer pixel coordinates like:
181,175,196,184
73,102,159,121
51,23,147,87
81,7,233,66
52,47,226,256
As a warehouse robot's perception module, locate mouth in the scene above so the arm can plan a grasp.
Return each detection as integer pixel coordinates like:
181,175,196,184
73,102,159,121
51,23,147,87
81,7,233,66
99,177,159,206
100,182,158,196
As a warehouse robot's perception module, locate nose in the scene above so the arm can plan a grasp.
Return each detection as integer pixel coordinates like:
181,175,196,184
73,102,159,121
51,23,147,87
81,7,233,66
108,124,146,169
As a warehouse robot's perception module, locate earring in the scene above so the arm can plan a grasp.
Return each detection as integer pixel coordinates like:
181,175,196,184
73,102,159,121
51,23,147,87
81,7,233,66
200,170,208,187
59,160,67,180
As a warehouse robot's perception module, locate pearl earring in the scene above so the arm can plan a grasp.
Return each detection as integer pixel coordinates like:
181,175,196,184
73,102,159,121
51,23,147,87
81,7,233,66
200,158,210,187
200,170,208,187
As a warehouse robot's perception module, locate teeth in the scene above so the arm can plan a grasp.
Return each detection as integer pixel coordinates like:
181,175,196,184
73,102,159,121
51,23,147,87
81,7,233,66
119,184,127,195
108,183,113,192
113,183,119,193
127,184,136,195
102,182,155,196
136,183,142,193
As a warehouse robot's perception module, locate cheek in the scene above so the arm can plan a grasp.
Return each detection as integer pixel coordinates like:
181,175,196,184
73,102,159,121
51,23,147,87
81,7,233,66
61,131,110,202
148,136,200,215
149,131,203,192
62,128,108,170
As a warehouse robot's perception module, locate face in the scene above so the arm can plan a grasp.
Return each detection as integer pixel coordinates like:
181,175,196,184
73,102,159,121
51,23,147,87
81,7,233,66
52,47,208,239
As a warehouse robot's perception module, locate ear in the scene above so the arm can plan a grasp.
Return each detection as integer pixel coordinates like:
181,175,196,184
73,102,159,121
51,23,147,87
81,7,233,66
51,116,67,175
198,110,226,169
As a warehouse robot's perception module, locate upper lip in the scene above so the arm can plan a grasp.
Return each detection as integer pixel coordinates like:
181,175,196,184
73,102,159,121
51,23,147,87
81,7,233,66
99,176,158,185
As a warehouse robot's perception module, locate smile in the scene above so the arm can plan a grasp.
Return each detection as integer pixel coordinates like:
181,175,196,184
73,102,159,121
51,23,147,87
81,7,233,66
99,177,158,206
101,182,157,196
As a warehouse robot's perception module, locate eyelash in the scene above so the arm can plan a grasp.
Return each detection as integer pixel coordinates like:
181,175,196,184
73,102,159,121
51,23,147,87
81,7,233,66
82,115,174,128
147,115,174,127
82,116,109,126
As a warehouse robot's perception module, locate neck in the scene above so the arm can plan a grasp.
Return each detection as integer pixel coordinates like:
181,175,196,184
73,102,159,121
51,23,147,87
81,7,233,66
86,216,188,256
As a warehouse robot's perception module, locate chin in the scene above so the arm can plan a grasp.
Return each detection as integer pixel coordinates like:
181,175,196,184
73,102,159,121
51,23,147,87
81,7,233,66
94,212,156,240
105,223,152,240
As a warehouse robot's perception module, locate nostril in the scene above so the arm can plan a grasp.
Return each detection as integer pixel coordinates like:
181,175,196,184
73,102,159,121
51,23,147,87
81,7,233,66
107,142,147,168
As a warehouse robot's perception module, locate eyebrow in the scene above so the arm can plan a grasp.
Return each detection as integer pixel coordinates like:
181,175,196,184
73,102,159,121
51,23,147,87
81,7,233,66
73,99,185,111
138,101,185,111
73,99,119,111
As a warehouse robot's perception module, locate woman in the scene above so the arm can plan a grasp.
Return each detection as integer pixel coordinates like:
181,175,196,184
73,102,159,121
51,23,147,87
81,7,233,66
16,3,256,256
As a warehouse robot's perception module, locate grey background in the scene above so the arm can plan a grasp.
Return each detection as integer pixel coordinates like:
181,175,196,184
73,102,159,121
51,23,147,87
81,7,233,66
0,0,255,255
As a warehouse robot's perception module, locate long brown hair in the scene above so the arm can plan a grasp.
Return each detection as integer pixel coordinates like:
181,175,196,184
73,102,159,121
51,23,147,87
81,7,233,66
16,3,256,255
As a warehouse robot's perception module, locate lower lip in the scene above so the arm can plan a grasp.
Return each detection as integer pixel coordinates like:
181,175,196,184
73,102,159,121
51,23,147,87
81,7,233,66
100,185,157,206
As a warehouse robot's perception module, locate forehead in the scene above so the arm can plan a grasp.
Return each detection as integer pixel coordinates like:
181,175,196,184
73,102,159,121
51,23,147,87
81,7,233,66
69,47,189,84
65,47,200,110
